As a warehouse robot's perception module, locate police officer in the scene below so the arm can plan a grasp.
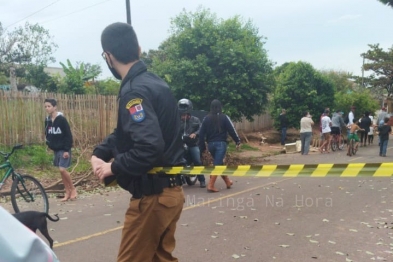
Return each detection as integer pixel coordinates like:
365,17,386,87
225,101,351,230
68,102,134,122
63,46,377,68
178,98,206,188
91,22,185,262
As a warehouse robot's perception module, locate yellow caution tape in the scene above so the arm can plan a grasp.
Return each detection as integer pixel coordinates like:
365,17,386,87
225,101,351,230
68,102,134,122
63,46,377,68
104,163,393,187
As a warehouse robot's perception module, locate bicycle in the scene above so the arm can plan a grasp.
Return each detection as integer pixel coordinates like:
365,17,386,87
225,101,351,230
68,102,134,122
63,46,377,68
330,133,345,151
347,137,358,156
0,144,49,213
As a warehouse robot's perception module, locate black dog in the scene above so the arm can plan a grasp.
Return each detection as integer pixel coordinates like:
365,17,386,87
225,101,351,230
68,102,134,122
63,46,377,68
13,211,59,249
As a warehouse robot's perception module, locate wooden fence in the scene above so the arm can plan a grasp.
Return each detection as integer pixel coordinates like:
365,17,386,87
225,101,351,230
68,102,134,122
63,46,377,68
0,91,273,146
234,114,273,133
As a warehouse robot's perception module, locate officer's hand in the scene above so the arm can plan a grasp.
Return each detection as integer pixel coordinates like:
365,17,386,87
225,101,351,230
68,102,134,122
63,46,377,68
91,155,105,174
189,133,196,139
95,162,114,182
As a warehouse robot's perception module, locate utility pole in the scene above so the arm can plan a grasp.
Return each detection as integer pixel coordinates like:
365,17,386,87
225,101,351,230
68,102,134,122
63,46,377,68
126,0,131,25
361,56,365,87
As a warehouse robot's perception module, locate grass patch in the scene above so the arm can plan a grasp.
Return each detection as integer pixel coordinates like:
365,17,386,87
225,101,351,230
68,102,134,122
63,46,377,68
0,144,92,179
227,142,259,153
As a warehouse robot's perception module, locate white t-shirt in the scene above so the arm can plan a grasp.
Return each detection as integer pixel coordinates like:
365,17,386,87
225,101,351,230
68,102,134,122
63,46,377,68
321,115,332,133
348,111,355,125
368,116,374,135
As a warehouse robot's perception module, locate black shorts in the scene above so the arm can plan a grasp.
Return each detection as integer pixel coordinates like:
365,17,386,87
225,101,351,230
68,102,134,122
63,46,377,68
331,127,340,135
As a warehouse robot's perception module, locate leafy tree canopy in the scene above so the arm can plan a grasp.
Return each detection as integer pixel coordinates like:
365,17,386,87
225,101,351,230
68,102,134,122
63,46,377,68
271,61,335,129
378,0,393,8
60,59,86,94
361,44,393,97
93,78,121,95
334,88,379,119
0,21,57,67
320,70,379,121
150,7,274,121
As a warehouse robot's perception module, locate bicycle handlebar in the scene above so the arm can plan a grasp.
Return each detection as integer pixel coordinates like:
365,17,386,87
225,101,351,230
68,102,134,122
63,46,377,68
0,144,23,160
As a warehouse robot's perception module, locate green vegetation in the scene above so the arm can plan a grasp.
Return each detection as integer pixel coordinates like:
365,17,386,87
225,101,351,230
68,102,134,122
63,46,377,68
270,61,335,129
148,7,274,121
361,44,393,97
227,141,259,153
0,144,90,180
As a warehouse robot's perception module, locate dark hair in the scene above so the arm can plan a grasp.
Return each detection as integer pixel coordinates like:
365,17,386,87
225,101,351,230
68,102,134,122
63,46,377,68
384,117,390,123
101,22,139,64
209,99,223,132
44,98,57,107
210,99,222,115
353,118,358,123
303,111,309,117
364,111,370,117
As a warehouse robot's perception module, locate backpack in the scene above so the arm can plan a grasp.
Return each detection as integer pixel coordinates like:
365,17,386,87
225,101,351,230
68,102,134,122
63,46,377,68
344,114,349,125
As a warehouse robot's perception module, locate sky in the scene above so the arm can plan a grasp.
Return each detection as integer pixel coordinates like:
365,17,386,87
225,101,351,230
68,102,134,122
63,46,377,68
1,0,393,79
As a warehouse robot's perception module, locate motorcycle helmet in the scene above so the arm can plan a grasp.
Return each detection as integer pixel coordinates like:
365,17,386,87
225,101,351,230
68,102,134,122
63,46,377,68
178,98,193,114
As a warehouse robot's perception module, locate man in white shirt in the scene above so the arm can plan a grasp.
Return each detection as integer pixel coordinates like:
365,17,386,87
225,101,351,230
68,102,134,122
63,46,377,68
320,109,332,153
348,106,356,125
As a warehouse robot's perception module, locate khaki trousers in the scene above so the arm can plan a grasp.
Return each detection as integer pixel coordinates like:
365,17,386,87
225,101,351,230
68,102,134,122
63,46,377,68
117,186,184,262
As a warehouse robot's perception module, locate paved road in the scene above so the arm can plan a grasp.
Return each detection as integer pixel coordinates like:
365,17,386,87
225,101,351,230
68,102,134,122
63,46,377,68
1,141,393,262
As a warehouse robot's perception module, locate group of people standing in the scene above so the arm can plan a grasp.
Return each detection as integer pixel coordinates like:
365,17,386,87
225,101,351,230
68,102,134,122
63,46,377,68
294,105,392,157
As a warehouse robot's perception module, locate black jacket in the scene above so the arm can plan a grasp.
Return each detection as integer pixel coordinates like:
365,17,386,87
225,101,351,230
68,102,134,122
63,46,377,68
93,61,184,191
180,115,201,147
359,116,372,133
198,113,240,152
45,113,73,151
279,113,288,128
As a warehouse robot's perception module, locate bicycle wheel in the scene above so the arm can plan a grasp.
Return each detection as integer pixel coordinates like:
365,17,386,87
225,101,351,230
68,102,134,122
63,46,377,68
348,139,353,156
184,175,198,186
11,174,49,213
352,140,358,155
331,137,337,151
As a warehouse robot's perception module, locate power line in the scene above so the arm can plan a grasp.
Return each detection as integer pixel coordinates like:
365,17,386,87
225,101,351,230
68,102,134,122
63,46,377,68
40,0,112,25
5,0,62,29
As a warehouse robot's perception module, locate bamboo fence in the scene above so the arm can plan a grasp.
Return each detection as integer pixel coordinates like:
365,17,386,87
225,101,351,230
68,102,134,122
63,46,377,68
0,91,273,147
0,91,118,147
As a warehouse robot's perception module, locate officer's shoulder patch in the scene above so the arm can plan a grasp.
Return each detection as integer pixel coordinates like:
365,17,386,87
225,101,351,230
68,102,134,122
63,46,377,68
126,98,146,123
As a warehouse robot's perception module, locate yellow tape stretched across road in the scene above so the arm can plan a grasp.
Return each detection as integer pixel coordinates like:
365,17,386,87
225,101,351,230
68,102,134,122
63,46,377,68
104,163,393,186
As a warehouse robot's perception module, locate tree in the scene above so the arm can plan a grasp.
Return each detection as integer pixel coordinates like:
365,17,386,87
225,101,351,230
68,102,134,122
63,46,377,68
0,21,57,68
79,62,102,81
378,0,393,8
95,78,121,95
319,70,379,120
0,21,57,91
271,61,335,129
59,60,103,94
23,65,51,90
320,70,355,93
150,8,274,121
60,59,85,94
361,44,393,97
334,89,379,118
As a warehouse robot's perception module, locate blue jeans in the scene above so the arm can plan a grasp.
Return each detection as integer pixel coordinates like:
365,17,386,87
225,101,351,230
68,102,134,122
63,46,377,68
184,146,205,182
300,132,312,155
379,140,388,156
208,141,227,165
281,127,287,145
